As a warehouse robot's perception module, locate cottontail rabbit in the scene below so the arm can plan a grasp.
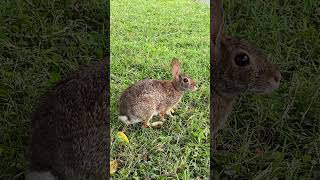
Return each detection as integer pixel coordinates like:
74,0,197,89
26,60,109,180
118,58,197,128
211,0,281,149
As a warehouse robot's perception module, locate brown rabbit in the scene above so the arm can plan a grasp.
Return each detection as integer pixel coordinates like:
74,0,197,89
118,58,197,128
26,60,109,180
210,0,281,150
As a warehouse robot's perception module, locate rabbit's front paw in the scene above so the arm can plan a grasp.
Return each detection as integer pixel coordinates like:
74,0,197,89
166,109,176,118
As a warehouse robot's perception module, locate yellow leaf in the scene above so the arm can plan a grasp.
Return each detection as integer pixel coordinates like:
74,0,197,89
170,109,175,114
110,160,118,174
117,131,129,143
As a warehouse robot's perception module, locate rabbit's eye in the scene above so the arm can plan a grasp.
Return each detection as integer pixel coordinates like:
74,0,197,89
183,78,189,83
235,53,250,66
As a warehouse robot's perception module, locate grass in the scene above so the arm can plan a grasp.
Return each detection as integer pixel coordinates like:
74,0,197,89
214,0,320,179
110,0,210,179
0,0,106,179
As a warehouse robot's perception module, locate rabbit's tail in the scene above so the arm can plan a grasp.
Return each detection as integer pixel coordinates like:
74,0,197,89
118,115,131,124
118,115,141,124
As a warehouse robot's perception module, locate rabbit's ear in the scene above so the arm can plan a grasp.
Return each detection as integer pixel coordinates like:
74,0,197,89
212,0,224,42
171,58,181,80
211,0,225,64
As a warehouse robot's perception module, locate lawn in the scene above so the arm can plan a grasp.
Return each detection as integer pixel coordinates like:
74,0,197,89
110,0,210,179
0,0,106,179
213,0,320,179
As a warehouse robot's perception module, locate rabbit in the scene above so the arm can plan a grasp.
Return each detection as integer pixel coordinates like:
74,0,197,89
210,0,281,150
26,59,109,180
118,58,197,128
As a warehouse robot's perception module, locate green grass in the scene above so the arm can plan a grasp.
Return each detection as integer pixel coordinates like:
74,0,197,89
110,0,210,179
0,0,106,179
214,0,320,179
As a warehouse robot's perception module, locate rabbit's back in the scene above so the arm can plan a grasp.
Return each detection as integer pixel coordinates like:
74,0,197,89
28,60,109,179
119,79,182,117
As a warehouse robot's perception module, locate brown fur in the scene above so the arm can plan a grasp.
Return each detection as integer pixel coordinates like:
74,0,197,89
28,59,109,180
119,58,197,127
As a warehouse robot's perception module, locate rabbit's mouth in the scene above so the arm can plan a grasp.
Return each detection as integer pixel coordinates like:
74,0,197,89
251,75,281,94
191,86,198,91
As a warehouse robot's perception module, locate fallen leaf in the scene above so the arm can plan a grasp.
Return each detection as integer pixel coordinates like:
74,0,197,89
117,131,129,143
110,160,118,174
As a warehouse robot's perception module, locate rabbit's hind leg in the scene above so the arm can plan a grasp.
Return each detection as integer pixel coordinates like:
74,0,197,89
142,115,153,128
142,114,163,128
146,111,163,128
150,121,164,128
159,111,166,122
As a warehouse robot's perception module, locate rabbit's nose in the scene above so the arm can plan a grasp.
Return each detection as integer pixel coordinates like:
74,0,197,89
192,84,198,91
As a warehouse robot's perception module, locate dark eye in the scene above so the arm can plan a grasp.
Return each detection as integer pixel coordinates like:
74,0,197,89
183,78,188,82
234,53,250,66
